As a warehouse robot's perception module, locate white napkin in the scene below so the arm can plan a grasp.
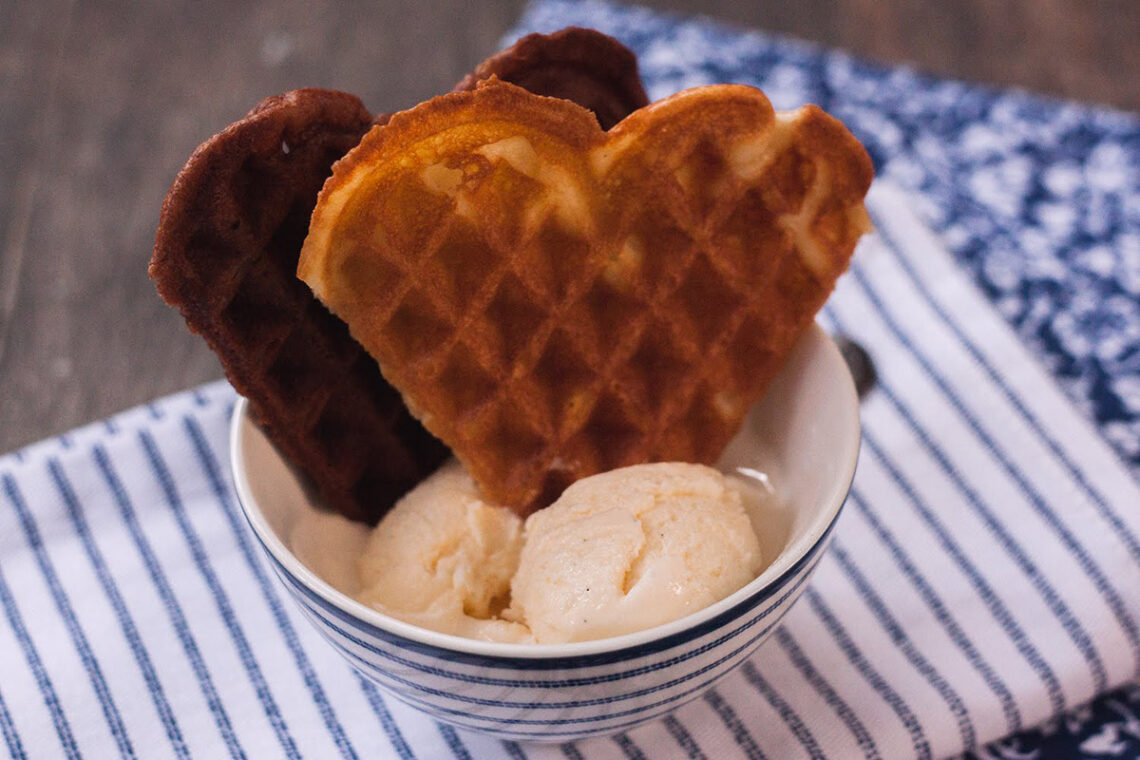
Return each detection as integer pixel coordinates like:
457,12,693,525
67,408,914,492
1,182,1138,760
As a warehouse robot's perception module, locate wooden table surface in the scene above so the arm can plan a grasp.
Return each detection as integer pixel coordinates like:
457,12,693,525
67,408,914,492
2,0,1138,452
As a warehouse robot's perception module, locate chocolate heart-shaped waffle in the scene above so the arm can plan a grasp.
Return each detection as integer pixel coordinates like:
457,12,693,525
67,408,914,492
299,80,873,515
150,30,649,523
150,88,449,523
454,26,648,129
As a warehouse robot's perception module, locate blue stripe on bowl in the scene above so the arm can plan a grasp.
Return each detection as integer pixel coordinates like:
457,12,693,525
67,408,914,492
367,653,749,741
259,535,827,742
272,541,822,694
336,624,770,726
312,594,800,717
246,505,841,670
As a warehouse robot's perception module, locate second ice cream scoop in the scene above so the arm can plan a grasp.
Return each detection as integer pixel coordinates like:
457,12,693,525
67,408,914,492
507,462,764,644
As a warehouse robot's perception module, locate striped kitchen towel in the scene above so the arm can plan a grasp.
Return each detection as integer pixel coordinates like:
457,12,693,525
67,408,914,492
1,178,1138,759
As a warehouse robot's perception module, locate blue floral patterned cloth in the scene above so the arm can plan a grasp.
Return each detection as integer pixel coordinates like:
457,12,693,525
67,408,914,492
511,2,1140,758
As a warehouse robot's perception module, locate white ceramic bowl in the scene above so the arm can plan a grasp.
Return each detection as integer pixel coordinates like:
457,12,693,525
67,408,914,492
230,323,860,742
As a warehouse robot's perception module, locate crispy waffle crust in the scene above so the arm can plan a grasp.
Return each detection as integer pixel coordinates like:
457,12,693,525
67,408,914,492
151,89,449,523
151,30,650,523
454,27,648,129
300,80,874,515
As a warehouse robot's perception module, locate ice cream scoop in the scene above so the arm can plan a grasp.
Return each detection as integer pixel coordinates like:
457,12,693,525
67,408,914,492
352,459,766,644
355,460,531,643
507,462,764,643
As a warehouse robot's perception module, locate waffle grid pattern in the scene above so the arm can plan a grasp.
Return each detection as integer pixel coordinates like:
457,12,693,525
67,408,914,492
152,90,448,522
309,84,871,512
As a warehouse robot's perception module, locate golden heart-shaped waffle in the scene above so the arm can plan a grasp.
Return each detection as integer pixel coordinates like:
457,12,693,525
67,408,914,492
299,79,872,515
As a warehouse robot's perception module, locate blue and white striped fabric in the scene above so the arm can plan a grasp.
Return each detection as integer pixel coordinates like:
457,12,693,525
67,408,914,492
2,180,1138,759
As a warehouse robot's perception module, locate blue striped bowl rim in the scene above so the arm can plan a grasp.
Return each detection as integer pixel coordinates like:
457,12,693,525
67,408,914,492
254,518,835,669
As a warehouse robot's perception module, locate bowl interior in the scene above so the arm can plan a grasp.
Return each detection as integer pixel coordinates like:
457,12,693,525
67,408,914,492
230,322,860,655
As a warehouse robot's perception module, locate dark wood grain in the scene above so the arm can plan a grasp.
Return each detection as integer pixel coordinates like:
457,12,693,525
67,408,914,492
0,0,1136,451
0,0,525,451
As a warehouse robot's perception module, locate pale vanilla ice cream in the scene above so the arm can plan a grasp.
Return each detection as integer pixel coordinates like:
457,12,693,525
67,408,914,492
340,460,765,644
355,460,531,643
508,462,764,643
